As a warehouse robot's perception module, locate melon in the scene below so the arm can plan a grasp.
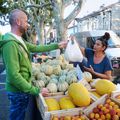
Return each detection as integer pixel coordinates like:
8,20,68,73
59,97,75,109
68,83,91,107
83,72,92,82
95,79,116,95
45,98,60,111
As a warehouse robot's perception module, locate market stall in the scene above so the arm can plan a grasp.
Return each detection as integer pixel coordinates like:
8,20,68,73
32,54,119,120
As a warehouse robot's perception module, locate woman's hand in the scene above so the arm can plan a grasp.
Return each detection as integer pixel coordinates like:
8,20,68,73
83,65,95,74
84,65,112,80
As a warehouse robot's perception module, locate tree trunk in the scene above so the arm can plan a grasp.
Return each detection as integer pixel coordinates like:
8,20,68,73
35,21,41,44
54,0,84,42
39,20,44,44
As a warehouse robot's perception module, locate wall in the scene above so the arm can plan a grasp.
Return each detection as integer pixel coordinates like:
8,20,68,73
71,2,120,35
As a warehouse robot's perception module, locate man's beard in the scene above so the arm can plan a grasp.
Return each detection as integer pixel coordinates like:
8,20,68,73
19,25,26,35
22,31,28,41
22,30,30,41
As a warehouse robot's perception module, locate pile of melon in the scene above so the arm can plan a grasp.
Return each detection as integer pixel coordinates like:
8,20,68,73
45,83,91,111
82,71,117,96
45,96,75,111
32,54,78,93
82,72,117,101
95,79,116,95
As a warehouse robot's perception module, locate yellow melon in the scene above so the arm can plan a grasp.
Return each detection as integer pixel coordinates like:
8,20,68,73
45,98,60,111
59,97,75,109
68,83,91,107
95,79,116,95
90,91,101,98
83,71,93,82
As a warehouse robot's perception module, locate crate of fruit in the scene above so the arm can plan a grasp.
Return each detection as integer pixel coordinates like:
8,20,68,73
111,91,120,104
36,93,95,120
50,110,89,120
89,89,102,101
36,94,84,120
79,78,91,90
83,94,120,119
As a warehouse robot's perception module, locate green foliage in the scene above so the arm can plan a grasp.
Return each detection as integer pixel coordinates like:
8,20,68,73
0,0,55,43
0,0,8,14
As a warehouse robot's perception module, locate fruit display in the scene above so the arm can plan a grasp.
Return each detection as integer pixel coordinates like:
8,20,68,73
45,95,94,112
45,96,75,111
68,83,91,107
79,79,91,90
95,79,116,95
111,92,120,105
89,91,101,99
37,93,88,120
38,88,95,119
115,95,120,100
45,98,60,111
83,94,120,120
83,72,93,82
59,97,75,110
47,83,58,93
32,54,78,93
33,55,119,120
89,91,102,101
51,114,88,120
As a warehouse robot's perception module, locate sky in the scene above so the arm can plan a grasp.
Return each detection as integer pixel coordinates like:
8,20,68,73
64,0,119,18
0,0,119,34
79,0,119,17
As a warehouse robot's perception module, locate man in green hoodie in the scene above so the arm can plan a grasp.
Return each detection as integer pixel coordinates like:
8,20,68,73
0,9,67,120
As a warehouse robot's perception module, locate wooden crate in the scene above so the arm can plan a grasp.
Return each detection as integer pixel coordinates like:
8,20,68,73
111,91,120,104
79,79,91,90
89,92,100,101
83,94,108,116
36,94,84,120
83,93,120,119
111,91,120,98
50,109,89,120
88,89,102,101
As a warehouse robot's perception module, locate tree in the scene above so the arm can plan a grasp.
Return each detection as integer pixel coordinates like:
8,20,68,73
51,0,84,42
0,0,54,44
24,0,54,44
0,0,10,26
0,0,85,44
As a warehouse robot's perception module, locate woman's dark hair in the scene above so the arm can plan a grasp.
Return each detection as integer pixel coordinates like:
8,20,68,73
98,32,110,50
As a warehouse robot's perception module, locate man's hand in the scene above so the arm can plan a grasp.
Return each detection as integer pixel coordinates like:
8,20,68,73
58,41,68,49
41,88,49,97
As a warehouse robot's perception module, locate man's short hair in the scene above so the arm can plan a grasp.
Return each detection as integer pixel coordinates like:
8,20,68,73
9,9,26,26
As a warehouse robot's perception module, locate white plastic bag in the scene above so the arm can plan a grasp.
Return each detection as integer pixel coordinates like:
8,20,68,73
64,40,83,62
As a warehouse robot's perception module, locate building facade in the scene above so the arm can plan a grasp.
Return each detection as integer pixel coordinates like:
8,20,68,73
69,2,120,35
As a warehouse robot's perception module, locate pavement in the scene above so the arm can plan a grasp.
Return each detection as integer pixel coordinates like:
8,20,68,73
0,69,42,120
0,71,9,120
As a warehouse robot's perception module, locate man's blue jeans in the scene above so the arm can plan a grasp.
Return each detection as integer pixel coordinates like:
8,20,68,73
7,92,30,120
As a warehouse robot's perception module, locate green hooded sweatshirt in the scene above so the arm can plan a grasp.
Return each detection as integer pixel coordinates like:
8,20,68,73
0,33,59,96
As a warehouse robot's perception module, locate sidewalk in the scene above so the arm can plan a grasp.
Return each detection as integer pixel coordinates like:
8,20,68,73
0,73,9,120
0,71,42,120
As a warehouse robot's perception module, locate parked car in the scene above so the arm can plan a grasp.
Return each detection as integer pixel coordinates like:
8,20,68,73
74,30,120,76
